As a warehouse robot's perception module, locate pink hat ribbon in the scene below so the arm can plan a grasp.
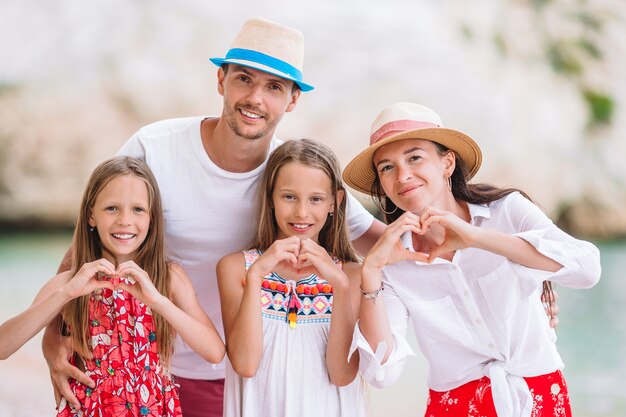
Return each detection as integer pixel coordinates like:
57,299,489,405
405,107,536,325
370,120,439,145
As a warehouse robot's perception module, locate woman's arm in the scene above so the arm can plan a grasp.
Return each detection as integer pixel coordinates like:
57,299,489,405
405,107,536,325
471,227,563,271
216,252,265,378
420,205,563,271
116,262,225,364
421,194,600,287
2,260,115,360
359,212,424,362
357,261,414,388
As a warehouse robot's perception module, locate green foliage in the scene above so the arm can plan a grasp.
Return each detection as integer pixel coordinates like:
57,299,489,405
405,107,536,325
547,42,583,75
501,1,614,129
583,90,614,127
532,0,553,10
461,24,473,40
577,38,602,59
574,11,603,32
493,32,507,56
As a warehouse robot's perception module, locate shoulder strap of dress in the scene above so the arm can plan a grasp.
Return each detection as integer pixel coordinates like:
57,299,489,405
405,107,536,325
332,256,343,271
242,249,261,271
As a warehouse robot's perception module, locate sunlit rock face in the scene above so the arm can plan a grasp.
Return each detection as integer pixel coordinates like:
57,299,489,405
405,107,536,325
1,1,624,237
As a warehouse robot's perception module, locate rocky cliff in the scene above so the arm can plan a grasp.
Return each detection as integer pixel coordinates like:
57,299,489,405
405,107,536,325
1,1,624,238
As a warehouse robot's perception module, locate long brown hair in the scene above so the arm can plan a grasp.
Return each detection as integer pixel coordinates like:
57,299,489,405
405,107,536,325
370,142,555,317
251,139,358,263
62,156,174,364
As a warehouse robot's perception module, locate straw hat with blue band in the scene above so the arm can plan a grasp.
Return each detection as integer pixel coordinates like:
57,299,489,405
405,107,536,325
343,103,482,195
210,17,314,92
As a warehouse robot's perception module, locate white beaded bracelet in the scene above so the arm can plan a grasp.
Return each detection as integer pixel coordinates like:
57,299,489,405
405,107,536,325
360,282,384,302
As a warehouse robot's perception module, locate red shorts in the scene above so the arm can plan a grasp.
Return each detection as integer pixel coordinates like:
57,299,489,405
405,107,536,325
174,375,224,417
425,370,571,417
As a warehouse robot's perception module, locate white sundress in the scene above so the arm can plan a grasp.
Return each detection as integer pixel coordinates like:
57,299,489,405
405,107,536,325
223,249,365,417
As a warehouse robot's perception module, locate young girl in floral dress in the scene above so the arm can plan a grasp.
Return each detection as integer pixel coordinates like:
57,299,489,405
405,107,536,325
217,139,364,417
0,156,225,417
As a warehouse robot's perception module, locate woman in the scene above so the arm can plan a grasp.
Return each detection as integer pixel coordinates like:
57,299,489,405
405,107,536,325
343,103,600,417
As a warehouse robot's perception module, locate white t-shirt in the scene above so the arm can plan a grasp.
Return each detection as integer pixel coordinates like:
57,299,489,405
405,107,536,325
118,116,374,380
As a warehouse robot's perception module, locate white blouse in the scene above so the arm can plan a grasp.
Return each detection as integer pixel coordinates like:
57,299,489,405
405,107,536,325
353,192,601,417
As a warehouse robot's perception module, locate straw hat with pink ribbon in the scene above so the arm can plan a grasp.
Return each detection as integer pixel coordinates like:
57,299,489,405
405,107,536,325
343,102,483,195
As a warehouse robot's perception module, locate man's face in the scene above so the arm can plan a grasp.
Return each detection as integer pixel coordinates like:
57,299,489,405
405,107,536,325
218,65,301,141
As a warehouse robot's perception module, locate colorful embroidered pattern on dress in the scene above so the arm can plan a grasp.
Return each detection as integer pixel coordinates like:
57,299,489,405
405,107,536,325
244,250,338,326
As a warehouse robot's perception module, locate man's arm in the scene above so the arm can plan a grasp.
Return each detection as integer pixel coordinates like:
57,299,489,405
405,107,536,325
351,218,386,257
56,247,73,275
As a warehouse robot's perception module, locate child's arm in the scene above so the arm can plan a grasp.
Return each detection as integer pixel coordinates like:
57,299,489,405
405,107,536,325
115,261,225,364
216,253,264,378
298,239,361,386
217,237,301,378
1,260,115,360
326,261,362,386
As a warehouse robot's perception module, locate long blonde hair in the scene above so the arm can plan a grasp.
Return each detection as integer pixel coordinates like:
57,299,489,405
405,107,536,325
252,139,358,263
62,156,174,364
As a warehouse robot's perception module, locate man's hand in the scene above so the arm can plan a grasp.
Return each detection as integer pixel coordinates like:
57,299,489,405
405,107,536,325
42,321,94,410
542,290,560,328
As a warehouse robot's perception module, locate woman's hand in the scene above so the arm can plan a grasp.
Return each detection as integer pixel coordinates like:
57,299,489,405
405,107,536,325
363,212,428,272
418,206,481,261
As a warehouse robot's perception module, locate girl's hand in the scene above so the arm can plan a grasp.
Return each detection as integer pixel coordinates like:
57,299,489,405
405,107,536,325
63,259,115,298
364,212,428,271
115,261,165,308
247,236,301,281
297,238,346,287
419,206,480,261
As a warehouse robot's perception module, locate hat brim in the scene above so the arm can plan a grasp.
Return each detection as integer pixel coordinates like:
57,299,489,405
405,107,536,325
209,57,314,92
343,127,483,195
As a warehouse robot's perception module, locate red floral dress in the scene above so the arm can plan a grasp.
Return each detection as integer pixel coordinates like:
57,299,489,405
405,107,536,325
57,286,181,417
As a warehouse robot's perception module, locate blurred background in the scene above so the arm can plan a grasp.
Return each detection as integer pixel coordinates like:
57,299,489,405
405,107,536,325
0,0,624,416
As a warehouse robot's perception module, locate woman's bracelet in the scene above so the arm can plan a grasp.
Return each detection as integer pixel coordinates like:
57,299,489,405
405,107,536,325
360,282,384,302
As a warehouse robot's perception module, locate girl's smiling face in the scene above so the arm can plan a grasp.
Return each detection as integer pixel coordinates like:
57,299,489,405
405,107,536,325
271,162,339,243
88,174,151,265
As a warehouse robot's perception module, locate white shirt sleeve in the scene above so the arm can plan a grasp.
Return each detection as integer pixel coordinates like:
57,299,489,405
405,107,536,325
351,278,415,388
116,129,146,159
505,192,601,289
345,192,375,241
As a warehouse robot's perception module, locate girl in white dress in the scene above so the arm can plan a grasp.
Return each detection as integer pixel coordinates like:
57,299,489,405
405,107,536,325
217,139,363,417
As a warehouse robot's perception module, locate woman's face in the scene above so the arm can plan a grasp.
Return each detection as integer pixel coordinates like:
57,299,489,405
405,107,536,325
373,138,454,214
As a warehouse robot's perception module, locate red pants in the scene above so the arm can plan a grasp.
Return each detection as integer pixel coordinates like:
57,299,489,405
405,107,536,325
174,376,224,417
425,370,571,417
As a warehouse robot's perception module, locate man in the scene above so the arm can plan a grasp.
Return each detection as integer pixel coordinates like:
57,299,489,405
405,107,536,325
43,17,384,417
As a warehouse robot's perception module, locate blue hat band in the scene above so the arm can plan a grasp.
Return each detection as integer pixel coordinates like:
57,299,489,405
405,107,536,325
224,48,303,82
